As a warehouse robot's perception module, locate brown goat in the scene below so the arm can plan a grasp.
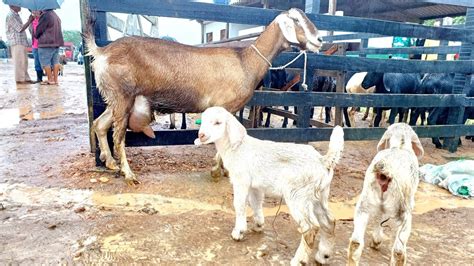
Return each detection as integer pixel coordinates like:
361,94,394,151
86,8,322,184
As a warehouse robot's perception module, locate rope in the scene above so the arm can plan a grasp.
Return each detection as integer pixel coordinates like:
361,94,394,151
251,44,309,91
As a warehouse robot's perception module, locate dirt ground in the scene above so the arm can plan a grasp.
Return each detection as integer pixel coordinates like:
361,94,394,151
0,60,473,265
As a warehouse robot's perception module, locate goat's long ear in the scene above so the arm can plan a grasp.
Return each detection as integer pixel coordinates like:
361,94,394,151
377,131,391,152
276,14,298,44
411,132,424,159
226,113,247,150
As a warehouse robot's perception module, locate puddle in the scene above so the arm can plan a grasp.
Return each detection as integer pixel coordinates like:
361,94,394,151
2,182,470,223
0,108,20,128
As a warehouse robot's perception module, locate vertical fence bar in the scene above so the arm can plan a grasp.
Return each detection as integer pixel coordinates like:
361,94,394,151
82,0,108,165
447,7,473,152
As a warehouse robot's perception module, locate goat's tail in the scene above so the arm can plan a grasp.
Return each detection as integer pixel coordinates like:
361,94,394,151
322,125,344,169
81,1,100,57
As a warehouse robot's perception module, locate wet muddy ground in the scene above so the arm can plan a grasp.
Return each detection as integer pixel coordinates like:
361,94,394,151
0,60,473,264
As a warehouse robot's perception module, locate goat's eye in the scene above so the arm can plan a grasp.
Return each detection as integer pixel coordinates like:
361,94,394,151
214,121,221,125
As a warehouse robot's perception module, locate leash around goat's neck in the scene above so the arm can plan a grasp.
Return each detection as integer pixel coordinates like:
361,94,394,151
250,44,308,91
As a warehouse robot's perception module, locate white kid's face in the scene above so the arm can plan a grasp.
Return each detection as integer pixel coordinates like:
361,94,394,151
194,107,228,146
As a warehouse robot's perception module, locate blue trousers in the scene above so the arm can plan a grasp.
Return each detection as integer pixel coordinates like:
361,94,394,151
32,48,42,72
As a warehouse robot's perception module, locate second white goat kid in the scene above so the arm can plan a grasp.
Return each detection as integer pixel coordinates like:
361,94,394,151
195,107,344,265
347,123,424,266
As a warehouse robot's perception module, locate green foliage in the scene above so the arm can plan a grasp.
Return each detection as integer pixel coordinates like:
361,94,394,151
62,30,82,47
452,16,465,25
423,19,436,26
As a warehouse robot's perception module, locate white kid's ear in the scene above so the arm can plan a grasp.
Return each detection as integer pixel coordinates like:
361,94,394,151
226,113,246,150
411,132,424,159
377,131,392,152
276,14,299,44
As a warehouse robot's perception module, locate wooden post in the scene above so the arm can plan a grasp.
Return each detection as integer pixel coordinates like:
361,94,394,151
327,0,337,41
334,43,346,126
446,7,473,152
81,0,108,163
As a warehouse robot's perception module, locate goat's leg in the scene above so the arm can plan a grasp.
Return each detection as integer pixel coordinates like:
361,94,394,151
318,106,324,120
348,199,371,266
314,192,336,264
343,107,351,127
248,188,264,232
391,212,412,266
362,107,370,121
388,108,398,125
291,227,317,266
401,109,409,123
282,106,289,128
210,153,227,181
169,113,176,129
325,107,331,123
370,213,389,250
112,99,137,184
180,113,187,129
92,108,119,171
349,107,357,127
373,108,383,127
231,182,250,241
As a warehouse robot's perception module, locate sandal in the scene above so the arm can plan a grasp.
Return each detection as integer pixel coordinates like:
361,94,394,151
40,81,54,85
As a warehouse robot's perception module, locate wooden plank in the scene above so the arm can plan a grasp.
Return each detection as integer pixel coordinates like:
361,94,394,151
89,0,474,42
122,125,474,146
414,0,474,8
248,92,469,108
347,46,461,55
273,53,474,74
323,33,385,41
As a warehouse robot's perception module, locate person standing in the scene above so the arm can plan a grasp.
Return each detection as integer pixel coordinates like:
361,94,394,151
34,9,64,85
5,5,35,84
29,10,43,83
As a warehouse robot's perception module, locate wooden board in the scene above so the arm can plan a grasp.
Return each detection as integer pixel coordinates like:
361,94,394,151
120,125,474,146
89,0,474,42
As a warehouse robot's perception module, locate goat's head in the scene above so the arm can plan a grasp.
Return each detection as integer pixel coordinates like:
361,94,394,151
377,123,424,159
194,107,247,150
361,72,384,91
276,8,322,53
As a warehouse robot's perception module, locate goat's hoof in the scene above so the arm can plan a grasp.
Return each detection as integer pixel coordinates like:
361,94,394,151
251,223,264,232
369,239,383,250
290,257,308,266
231,228,245,241
105,160,120,171
125,176,141,186
391,251,406,266
315,252,331,265
210,169,223,182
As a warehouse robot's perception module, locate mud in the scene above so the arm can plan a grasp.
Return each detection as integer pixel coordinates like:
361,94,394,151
0,60,473,264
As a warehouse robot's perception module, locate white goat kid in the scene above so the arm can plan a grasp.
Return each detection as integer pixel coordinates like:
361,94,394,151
347,123,424,266
195,107,344,265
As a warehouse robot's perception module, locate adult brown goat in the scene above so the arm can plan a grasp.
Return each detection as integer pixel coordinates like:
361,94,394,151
85,8,322,184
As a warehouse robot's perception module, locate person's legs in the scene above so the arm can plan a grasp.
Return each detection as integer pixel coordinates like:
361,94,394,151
51,48,60,84
21,46,31,82
11,45,24,82
32,48,43,82
39,48,53,84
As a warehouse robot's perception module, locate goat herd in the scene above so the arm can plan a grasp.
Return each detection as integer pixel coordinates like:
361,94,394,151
195,107,422,266
83,7,471,265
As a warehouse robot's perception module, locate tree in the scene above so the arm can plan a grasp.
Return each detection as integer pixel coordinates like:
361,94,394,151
62,30,82,47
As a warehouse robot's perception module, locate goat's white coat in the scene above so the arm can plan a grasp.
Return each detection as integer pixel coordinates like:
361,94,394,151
348,123,423,266
195,107,344,265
